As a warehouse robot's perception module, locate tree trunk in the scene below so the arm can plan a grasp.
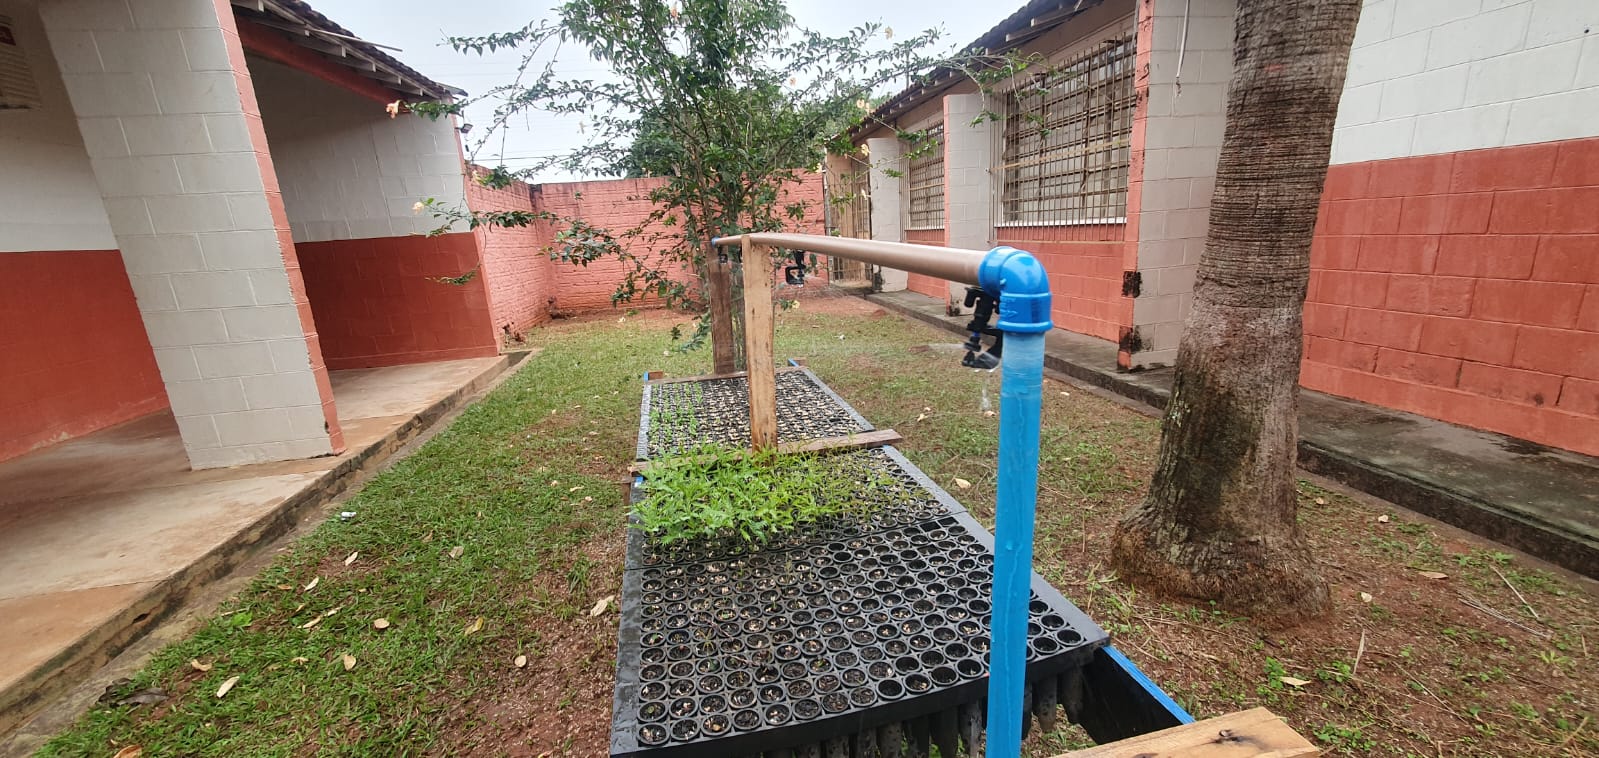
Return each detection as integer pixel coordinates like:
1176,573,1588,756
1111,0,1362,622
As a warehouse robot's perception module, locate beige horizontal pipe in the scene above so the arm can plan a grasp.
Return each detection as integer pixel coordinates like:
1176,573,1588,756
713,232,984,286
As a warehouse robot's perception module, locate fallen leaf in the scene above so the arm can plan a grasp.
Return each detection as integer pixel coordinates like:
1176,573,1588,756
341,653,357,671
1313,497,1327,505
915,413,927,422
344,551,359,566
276,584,293,591
514,654,528,668
422,531,434,543
953,478,972,490
189,659,212,672
449,545,465,559
303,577,319,592
550,480,560,487
291,657,309,664
1280,676,1311,688
1418,571,1448,580
465,616,485,635
300,616,322,629
583,496,593,503
1377,514,1390,523
923,406,932,412
216,676,239,698
982,410,996,418
1359,592,1373,603
1060,391,1070,397
373,618,390,630
568,486,583,493
590,595,615,617
113,747,143,758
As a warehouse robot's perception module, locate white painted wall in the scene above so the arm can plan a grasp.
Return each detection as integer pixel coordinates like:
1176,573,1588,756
1333,0,1599,164
40,0,337,469
866,135,909,292
0,1,114,252
249,55,467,242
943,93,997,314
1130,0,1235,369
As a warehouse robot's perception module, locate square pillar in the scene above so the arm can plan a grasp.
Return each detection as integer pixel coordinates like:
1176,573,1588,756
41,0,344,469
865,136,908,292
942,93,998,315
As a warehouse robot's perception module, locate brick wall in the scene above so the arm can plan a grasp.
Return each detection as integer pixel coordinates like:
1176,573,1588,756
0,251,169,463
467,178,554,338
1304,137,1599,456
999,225,1130,342
297,233,499,369
903,228,949,302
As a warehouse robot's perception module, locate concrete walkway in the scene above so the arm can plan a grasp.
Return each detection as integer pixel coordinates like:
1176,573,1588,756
868,290,1599,578
0,356,517,737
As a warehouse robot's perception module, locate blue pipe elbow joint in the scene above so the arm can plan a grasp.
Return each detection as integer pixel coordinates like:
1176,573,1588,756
978,246,1053,334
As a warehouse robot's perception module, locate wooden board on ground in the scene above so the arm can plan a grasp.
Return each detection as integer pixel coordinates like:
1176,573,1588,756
742,238,777,450
629,430,903,474
646,366,806,385
1058,708,1317,758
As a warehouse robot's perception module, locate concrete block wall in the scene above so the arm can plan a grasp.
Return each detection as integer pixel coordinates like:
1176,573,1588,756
941,93,998,314
248,55,467,243
39,0,342,469
1126,0,1234,368
866,136,909,292
1333,0,1599,164
1301,0,1599,456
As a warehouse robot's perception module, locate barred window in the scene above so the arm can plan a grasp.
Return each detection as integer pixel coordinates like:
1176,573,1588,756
905,121,945,229
998,32,1136,226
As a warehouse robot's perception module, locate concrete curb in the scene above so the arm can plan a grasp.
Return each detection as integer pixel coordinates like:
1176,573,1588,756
0,352,529,741
867,292,1599,579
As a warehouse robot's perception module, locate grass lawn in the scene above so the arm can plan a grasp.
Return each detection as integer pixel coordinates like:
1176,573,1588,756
39,295,1598,757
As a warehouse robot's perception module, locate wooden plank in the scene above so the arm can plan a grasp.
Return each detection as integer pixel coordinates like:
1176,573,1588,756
646,366,806,386
742,238,778,450
1058,708,1317,758
707,250,737,374
630,430,903,474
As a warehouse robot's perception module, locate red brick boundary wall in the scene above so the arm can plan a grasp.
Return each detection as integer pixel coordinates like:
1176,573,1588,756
1304,137,1599,456
0,251,168,462
296,233,499,370
469,179,556,339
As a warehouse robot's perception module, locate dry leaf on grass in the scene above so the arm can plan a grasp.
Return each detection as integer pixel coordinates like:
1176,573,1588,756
291,657,309,664
953,478,972,490
275,584,292,591
1418,571,1449,580
341,653,356,671
514,654,528,668
1280,676,1311,688
1360,592,1374,603
1377,514,1391,523
983,410,996,418
302,577,319,592
1314,497,1327,505
590,595,615,617
465,616,484,635
915,413,927,422
300,616,322,630
112,746,143,758
373,618,390,630
344,551,359,566
189,659,212,672
216,676,239,698
421,531,434,543
448,545,465,559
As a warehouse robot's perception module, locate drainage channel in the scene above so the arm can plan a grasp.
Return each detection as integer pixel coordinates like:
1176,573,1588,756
614,370,1107,757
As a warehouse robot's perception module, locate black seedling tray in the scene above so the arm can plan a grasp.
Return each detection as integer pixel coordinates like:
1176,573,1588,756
613,370,1108,757
637,369,872,460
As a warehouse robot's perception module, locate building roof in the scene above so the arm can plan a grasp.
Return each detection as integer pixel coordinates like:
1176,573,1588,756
851,0,1108,137
229,0,462,101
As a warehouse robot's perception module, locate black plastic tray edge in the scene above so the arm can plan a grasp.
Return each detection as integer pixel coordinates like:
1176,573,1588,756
635,367,874,463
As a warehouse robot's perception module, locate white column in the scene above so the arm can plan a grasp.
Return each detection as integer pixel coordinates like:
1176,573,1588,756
41,0,343,469
942,93,998,315
865,136,908,292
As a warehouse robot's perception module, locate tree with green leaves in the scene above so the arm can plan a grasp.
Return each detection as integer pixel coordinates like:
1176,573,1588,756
413,0,997,352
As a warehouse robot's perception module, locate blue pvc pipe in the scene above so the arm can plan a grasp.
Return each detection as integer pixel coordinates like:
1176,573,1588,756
976,246,1053,758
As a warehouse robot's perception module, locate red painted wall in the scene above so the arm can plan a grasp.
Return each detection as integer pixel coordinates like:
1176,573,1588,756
0,251,168,463
296,233,499,370
467,178,555,339
997,225,1130,342
1304,137,1599,456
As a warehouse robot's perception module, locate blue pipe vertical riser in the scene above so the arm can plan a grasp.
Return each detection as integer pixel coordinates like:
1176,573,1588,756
978,247,1053,758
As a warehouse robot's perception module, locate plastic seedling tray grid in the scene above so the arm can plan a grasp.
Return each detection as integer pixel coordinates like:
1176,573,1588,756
638,369,873,460
613,370,1107,758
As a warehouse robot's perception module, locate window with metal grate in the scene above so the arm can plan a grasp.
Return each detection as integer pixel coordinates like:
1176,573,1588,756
998,33,1136,227
906,121,946,230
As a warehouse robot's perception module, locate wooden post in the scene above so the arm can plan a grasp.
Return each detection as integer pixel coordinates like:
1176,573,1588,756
742,237,777,451
707,249,736,374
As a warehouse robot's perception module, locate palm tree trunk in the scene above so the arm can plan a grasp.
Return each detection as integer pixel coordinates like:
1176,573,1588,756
1111,0,1362,622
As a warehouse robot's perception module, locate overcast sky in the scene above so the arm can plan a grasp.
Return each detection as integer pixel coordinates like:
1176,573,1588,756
309,0,1015,181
